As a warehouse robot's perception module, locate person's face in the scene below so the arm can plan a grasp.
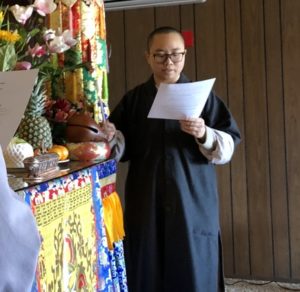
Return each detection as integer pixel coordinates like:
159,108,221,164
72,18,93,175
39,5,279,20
146,32,186,86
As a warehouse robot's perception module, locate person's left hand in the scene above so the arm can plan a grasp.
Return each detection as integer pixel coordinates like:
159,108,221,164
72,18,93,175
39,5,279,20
179,117,206,141
101,121,116,142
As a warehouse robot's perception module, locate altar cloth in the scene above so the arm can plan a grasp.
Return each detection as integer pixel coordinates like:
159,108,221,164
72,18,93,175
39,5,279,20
17,159,127,292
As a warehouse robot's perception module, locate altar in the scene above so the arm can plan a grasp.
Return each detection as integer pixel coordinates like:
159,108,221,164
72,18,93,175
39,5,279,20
9,159,127,292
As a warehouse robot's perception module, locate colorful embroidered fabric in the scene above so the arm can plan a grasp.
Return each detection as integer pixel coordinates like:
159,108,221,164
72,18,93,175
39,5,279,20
17,160,127,292
48,0,110,122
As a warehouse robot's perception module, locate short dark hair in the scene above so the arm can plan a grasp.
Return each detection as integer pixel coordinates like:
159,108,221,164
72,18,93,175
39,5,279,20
146,26,184,52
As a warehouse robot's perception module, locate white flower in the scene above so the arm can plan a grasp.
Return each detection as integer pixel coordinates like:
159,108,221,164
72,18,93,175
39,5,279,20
33,0,57,16
9,5,34,25
48,35,70,53
43,29,56,41
62,30,77,47
47,29,77,53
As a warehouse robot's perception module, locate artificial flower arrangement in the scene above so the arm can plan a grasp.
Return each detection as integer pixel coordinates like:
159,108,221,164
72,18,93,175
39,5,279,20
44,97,84,144
0,0,77,72
0,0,84,151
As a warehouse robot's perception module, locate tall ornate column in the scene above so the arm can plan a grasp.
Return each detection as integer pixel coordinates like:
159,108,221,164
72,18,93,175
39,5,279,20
48,0,109,123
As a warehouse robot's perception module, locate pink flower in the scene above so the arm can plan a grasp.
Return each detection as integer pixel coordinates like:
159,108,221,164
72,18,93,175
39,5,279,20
9,5,34,25
68,109,77,118
54,110,68,122
14,61,32,70
27,43,47,58
33,0,57,16
55,98,72,112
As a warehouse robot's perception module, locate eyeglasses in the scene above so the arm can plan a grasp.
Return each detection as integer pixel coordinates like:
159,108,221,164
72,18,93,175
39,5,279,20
152,51,186,64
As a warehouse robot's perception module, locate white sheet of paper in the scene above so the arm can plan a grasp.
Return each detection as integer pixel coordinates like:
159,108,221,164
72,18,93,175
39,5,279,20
148,78,216,120
0,69,39,149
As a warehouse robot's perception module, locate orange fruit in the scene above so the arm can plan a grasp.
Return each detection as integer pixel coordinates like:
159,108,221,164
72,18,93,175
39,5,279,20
56,145,69,160
48,145,69,161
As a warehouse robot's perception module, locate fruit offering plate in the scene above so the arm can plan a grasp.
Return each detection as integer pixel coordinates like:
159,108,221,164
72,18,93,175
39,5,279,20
66,142,111,161
58,159,70,164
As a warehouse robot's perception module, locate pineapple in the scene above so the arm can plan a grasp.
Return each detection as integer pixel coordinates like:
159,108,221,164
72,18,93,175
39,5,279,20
17,75,53,150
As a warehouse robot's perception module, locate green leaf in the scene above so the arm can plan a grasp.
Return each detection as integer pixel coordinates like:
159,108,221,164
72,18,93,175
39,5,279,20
11,137,28,144
0,43,17,71
27,28,40,39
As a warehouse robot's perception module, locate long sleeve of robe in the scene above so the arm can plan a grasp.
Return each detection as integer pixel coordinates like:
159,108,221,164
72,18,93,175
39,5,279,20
109,74,241,292
0,146,41,292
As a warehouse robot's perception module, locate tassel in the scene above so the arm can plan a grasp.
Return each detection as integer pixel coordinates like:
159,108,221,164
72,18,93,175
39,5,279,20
102,192,125,250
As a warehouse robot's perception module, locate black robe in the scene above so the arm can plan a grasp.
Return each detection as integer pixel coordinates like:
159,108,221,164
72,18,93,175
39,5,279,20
109,74,241,292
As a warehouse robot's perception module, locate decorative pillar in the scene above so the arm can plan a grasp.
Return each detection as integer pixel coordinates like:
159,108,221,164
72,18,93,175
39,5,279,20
48,0,109,123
